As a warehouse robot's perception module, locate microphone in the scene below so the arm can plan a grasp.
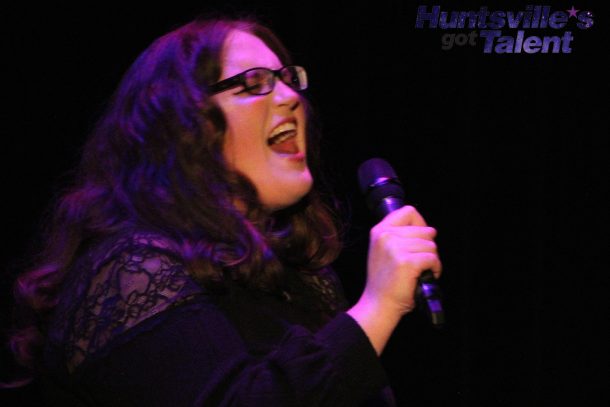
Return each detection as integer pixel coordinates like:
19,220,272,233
358,158,445,328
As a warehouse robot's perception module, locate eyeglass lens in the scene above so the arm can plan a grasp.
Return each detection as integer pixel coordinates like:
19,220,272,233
243,66,306,95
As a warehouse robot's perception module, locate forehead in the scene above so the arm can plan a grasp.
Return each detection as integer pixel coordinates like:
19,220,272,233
221,30,282,78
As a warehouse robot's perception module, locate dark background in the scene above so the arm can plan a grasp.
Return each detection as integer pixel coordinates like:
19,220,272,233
1,1,607,406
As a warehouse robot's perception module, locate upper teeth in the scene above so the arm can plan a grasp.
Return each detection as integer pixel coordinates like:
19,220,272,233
269,122,296,138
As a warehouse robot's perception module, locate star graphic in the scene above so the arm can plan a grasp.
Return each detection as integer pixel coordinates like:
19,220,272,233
566,6,579,18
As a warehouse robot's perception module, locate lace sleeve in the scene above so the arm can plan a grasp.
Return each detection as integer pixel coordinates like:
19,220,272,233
290,266,351,316
48,232,204,373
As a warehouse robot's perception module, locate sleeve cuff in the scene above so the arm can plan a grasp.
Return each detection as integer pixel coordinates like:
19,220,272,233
315,312,390,396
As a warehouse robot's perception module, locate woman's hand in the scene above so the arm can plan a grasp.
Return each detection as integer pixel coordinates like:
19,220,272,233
364,205,442,317
347,205,442,355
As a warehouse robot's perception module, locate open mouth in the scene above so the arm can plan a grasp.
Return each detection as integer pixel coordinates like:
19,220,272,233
268,122,299,154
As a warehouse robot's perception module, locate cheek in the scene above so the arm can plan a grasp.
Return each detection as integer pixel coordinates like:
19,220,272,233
222,122,273,181
222,112,262,164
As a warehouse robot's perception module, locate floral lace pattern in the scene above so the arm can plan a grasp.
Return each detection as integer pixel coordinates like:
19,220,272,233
47,232,203,373
47,231,348,374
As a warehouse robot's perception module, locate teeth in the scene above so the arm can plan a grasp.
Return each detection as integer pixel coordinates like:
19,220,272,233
269,122,296,138
268,131,296,146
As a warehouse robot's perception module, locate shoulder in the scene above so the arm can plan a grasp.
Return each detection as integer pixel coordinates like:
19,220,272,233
92,229,202,305
90,229,183,271
80,229,202,308
48,229,205,372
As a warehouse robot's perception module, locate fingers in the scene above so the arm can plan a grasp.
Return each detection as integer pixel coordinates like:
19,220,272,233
371,231,438,253
370,204,442,279
411,249,442,279
379,235,442,276
379,205,428,227
371,205,437,242
401,252,443,277
371,225,437,241
398,238,438,255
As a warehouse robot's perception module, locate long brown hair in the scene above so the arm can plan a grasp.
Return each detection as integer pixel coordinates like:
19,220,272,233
6,17,343,383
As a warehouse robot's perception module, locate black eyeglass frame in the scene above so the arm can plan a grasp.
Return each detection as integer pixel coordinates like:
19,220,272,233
208,65,307,96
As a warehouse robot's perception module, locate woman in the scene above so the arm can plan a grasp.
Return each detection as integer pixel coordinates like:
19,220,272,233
8,17,441,406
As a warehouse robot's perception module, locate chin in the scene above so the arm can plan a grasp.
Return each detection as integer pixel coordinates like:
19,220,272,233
263,181,313,212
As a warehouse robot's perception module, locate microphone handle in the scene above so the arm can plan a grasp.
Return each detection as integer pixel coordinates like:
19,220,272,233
375,196,445,328
417,270,445,327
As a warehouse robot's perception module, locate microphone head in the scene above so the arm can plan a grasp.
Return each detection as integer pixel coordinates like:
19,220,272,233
358,158,405,218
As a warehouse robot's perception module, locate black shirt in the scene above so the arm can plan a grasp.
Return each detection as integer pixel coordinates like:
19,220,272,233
42,230,396,406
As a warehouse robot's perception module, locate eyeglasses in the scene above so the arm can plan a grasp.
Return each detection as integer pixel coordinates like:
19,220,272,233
208,65,308,96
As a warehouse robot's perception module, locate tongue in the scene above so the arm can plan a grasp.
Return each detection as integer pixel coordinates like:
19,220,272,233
270,137,299,154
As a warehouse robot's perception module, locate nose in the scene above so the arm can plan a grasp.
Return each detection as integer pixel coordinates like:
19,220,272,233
272,79,301,109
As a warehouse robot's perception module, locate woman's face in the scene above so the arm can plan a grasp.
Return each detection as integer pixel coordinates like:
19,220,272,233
213,30,312,212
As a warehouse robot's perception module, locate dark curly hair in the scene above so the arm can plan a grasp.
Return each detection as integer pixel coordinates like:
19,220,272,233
5,17,343,384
